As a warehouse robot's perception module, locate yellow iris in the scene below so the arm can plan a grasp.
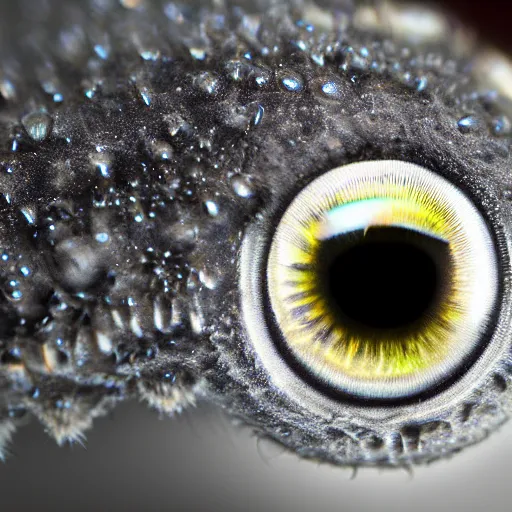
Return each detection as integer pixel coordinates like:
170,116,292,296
267,161,497,398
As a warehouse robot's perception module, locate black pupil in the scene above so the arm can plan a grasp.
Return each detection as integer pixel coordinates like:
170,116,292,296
324,227,448,330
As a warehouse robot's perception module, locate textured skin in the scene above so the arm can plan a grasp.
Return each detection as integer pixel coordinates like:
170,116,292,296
1,0,512,467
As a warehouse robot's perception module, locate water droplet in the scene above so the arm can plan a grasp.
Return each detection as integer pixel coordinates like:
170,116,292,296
140,87,152,106
315,77,347,101
199,268,218,290
164,112,190,137
190,47,206,61
140,49,160,61
457,115,479,133
8,405,27,419
95,233,109,243
231,174,255,198
491,115,512,136
342,46,371,71
415,77,428,92
253,71,271,87
53,237,107,292
153,293,174,334
194,72,220,95
280,73,304,92
203,200,219,217
149,140,173,161
21,206,37,225
90,152,114,179
5,277,22,301
93,44,109,60
252,104,265,126
223,103,261,130
21,111,53,142
163,371,176,382
0,79,16,101
19,266,31,277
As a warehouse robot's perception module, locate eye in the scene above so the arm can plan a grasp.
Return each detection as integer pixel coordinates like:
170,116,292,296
266,160,498,400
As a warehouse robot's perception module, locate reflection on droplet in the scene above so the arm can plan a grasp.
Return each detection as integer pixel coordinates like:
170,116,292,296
458,115,479,133
90,152,114,179
0,79,16,101
253,104,264,126
231,174,255,199
280,73,304,93
190,48,206,61
203,200,219,217
21,111,53,142
149,140,173,161
342,46,371,72
194,72,220,95
93,44,109,60
95,233,109,243
491,115,512,136
317,78,346,101
140,87,152,106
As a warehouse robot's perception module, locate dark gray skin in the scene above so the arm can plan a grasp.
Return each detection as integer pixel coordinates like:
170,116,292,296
1,0,512,467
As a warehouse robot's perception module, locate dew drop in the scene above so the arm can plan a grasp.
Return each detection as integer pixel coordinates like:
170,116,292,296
225,60,248,81
53,237,107,292
19,266,31,277
194,72,220,95
491,115,512,136
95,233,109,243
93,44,110,60
342,46,370,71
90,152,114,179
203,199,219,217
312,76,348,102
0,79,16,101
252,104,265,126
21,111,53,142
253,71,271,87
149,140,173,161
5,277,22,302
280,74,304,92
140,49,160,61
457,115,479,133
231,174,255,198
140,87,152,106
199,268,218,290
318,78,346,101
189,47,206,61
415,76,428,92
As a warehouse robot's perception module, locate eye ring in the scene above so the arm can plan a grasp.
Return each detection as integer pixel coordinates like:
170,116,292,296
240,160,510,423
267,160,498,400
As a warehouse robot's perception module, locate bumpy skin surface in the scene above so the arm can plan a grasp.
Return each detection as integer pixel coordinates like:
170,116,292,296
1,0,512,467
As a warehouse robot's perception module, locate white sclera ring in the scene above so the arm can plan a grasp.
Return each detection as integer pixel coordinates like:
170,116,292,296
266,161,498,399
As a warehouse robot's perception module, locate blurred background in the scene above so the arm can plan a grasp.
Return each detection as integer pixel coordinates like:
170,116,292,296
443,0,512,52
1,401,512,511
2,1,512,511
